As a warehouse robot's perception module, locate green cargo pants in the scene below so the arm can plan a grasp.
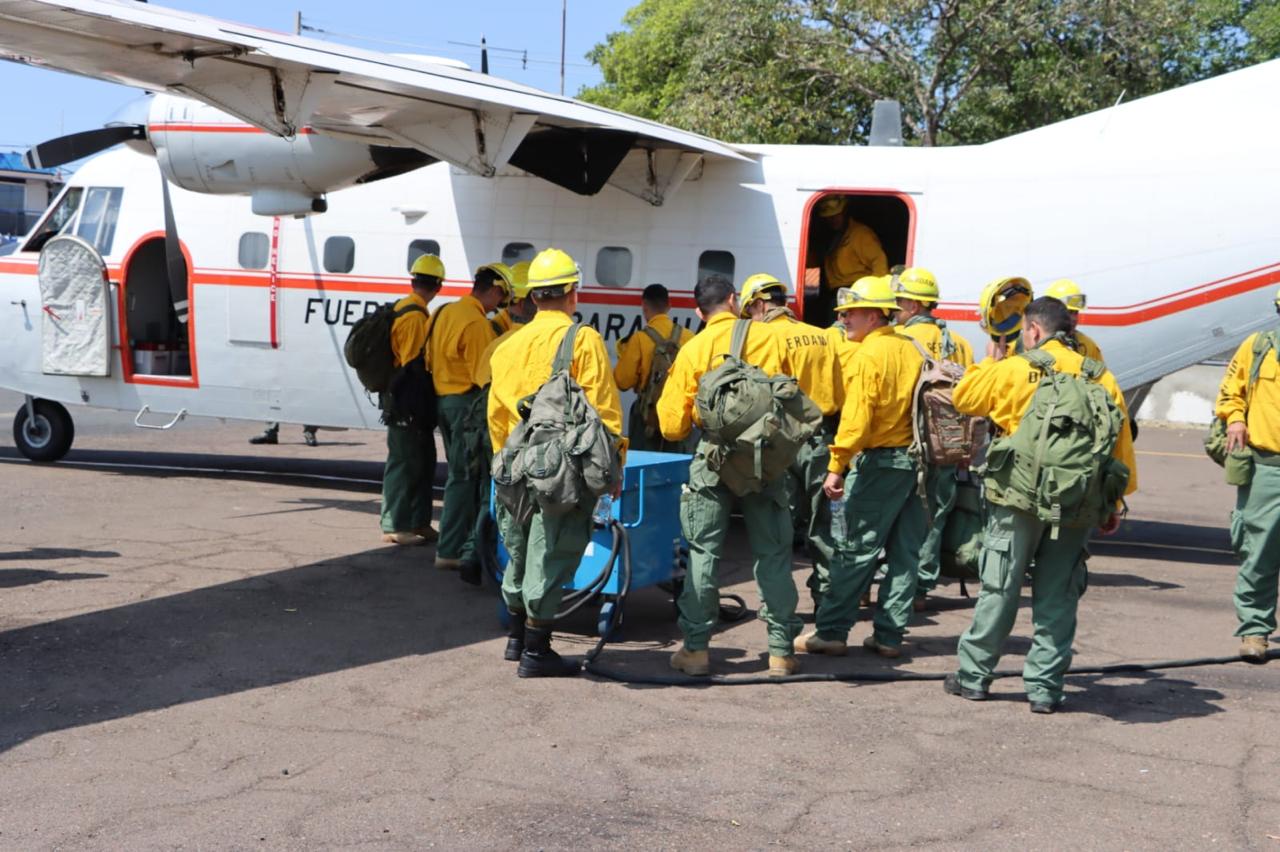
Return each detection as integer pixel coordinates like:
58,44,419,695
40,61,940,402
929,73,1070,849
954,503,1091,705
916,463,960,596
380,422,437,534
678,450,802,657
815,447,926,648
1231,459,1280,637
437,388,488,561
499,502,593,621
789,421,837,608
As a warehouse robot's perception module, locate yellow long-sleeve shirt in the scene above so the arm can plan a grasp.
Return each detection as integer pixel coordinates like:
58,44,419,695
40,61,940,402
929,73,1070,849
1069,329,1104,362
954,339,1137,494
427,295,496,395
898,316,975,367
824,324,860,378
765,313,843,416
827,326,924,473
474,327,519,388
390,292,430,368
1215,330,1280,454
491,308,515,335
613,313,694,392
656,312,787,442
824,219,888,289
486,310,625,455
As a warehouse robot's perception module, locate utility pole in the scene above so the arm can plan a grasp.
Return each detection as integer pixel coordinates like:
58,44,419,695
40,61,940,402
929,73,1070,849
559,0,566,95
481,35,489,75
294,11,301,36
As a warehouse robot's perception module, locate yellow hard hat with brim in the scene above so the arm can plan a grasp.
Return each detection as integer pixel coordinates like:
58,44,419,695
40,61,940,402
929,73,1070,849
509,261,532,299
1044,278,1087,312
978,276,1034,339
411,253,445,279
835,275,897,312
476,262,514,296
739,273,786,316
527,247,580,297
893,266,939,303
815,195,848,217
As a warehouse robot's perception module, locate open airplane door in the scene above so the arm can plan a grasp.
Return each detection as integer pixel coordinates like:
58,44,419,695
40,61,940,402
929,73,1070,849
38,235,112,377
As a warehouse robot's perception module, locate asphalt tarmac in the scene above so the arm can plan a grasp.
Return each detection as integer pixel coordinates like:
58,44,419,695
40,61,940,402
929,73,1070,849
1,390,1277,849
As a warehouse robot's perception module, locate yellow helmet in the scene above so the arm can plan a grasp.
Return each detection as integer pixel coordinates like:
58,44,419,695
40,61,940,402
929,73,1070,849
978,276,1034,339
509,261,532,299
1274,286,1280,307
815,195,848,217
739,273,787,316
527,247,579,295
410,253,445,280
834,275,897,312
893,266,939,303
476,262,514,296
1044,278,1087,312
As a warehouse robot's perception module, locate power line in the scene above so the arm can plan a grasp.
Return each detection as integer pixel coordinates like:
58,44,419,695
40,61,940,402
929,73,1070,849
297,18,593,69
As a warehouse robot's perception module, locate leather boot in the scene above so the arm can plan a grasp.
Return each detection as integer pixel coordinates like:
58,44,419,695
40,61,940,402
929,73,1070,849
504,614,526,661
517,624,579,678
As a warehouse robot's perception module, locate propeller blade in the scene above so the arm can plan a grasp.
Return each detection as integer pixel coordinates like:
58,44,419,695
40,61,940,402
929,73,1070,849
160,177,189,325
25,125,146,169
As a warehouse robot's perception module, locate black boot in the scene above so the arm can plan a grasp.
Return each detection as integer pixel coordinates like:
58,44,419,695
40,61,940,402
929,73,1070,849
457,559,482,587
504,614,526,661
249,424,279,445
516,625,579,678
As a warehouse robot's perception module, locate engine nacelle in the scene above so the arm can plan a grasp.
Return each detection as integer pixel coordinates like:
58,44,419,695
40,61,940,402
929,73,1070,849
147,94,431,216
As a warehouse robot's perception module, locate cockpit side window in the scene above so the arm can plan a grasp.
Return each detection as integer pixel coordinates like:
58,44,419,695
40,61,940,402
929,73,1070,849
74,187,124,256
22,185,84,254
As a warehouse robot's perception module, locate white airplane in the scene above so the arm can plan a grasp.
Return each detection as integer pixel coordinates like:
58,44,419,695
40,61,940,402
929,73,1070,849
0,0,1277,462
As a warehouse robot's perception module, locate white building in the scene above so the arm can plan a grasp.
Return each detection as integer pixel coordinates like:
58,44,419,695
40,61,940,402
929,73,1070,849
0,152,62,240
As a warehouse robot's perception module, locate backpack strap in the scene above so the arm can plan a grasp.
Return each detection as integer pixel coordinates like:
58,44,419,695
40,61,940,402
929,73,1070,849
394,302,427,319
641,326,665,348
551,322,581,374
937,321,957,361
667,320,683,343
729,318,751,360
1020,348,1056,373
1079,356,1105,381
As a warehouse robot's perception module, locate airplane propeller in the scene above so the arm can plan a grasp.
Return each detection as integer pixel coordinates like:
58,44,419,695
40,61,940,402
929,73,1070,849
23,125,147,169
25,116,189,325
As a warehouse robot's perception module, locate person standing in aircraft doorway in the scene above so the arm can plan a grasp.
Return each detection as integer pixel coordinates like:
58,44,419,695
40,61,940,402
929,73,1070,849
739,272,843,614
614,283,694,452
380,255,445,546
810,195,888,328
429,263,514,584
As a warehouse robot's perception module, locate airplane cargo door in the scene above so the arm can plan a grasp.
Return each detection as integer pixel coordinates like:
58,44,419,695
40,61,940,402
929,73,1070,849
37,235,112,376
121,235,193,381
799,191,914,328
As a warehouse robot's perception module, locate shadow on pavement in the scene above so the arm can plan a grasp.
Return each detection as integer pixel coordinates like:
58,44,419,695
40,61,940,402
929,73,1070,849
0,546,499,754
1087,571,1183,591
0,547,120,561
1063,672,1227,723
1090,519,1234,565
0,569,110,588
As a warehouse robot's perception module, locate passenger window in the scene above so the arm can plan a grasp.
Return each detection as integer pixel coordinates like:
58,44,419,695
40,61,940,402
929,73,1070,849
23,185,84,253
406,239,441,272
595,246,632,287
323,236,355,273
238,232,270,269
74,187,123,255
502,242,536,265
697,250,735,287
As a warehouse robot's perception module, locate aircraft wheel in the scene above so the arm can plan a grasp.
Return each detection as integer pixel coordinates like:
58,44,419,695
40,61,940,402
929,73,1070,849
12,399,74,462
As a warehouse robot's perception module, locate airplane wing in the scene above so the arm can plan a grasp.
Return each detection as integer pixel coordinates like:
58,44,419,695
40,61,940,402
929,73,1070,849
0,0,750,204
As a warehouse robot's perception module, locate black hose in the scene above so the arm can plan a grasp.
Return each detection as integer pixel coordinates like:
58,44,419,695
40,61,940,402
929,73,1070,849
583,649,1280,686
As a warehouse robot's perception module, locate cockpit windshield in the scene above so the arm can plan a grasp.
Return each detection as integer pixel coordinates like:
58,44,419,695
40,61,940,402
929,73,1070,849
22,186,83,254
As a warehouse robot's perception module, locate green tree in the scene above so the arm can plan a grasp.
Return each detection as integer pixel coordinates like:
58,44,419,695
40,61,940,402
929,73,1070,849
581,0,1278,145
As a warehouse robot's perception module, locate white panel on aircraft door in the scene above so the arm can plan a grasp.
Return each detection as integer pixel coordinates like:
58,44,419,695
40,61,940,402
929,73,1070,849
226,286,275,345
37,235,111,376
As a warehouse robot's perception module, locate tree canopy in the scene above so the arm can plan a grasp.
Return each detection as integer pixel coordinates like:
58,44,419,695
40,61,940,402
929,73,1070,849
580,0,1280,145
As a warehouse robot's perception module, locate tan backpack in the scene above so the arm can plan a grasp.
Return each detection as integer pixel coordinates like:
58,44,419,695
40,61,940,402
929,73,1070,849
906,337,982,468
636,322,683,440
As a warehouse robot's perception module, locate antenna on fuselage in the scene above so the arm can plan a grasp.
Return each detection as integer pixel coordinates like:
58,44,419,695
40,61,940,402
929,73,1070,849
869,100,903,146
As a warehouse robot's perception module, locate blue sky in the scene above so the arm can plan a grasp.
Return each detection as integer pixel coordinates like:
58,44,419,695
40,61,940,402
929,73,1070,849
0,0,634,149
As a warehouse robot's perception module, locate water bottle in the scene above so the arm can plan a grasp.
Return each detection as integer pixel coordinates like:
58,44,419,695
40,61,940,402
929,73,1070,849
592,493,614,526
829,497,847,543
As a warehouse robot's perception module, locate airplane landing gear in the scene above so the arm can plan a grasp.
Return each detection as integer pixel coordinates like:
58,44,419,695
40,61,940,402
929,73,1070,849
13,397,74,462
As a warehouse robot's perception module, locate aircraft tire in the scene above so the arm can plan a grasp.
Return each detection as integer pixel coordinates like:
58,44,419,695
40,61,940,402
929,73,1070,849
12,399,74,463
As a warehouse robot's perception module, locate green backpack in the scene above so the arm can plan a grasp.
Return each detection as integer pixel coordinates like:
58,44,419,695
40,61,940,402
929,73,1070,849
343,300,426,393
694,319,823,496
980,348,1130,538
491,323,623,524
636,323,683,441
1204,330,1277,466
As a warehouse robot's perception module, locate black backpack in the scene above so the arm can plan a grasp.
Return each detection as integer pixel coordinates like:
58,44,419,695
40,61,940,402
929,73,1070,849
344,300,427,393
